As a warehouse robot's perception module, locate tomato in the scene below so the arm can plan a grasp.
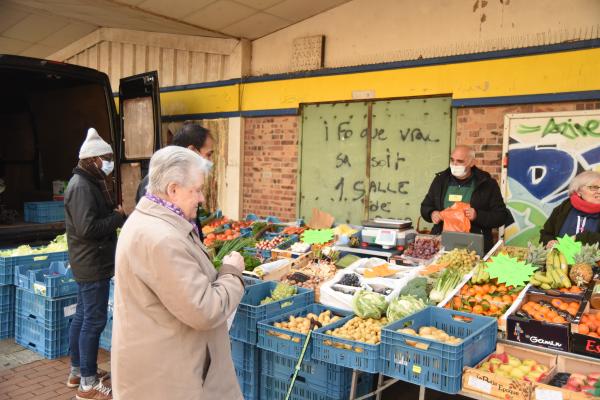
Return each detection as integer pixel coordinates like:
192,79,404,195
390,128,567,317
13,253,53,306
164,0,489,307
207,233,216,240
225,229,233,236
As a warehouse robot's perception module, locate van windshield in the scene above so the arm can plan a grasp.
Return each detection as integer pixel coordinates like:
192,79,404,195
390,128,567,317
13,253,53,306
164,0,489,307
0,66,113,227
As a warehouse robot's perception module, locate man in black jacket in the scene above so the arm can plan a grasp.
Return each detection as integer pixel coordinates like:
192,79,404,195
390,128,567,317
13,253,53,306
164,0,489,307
64,128,125,400
420,145,513,253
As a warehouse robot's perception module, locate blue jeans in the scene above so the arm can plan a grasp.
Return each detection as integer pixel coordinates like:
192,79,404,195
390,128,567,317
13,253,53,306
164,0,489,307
69,279,110,378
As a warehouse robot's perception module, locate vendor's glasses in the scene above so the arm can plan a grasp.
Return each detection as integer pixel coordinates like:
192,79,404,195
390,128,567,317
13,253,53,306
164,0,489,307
584,185,600,192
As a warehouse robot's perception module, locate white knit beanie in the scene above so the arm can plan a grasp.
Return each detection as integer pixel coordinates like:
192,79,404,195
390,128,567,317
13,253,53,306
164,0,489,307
79,128,113,159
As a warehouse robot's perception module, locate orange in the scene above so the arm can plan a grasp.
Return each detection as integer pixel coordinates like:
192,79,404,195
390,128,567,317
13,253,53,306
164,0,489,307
579,324,590,335
553,316,566,324
589,332,600,338
502,295,512,304
559,303,569,311
551,299,563,308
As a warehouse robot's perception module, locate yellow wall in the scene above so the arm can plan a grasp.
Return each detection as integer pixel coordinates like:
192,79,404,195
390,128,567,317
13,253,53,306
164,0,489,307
158,46,600,116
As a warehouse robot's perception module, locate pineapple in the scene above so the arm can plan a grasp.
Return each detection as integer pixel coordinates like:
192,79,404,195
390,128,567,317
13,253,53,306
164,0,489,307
526,242,549,267
569,243,600,287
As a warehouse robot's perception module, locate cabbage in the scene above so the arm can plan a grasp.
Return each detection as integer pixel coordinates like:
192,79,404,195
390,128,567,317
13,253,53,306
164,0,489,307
386,295,427,322
352,290,388,319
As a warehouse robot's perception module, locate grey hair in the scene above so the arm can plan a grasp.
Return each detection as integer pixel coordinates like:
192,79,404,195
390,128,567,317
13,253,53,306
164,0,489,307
147,146,210,195
453,145,476,161
569,170,600,195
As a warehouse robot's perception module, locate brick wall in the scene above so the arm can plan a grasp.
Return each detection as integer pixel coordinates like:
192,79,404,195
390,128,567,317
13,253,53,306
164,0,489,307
242,116,299,221
455,100,600,182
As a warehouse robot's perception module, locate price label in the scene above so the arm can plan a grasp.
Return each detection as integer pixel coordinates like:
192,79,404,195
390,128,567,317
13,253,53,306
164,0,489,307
535,388,563,400
412,365,422,374
467,376,492,394
64,304,77,317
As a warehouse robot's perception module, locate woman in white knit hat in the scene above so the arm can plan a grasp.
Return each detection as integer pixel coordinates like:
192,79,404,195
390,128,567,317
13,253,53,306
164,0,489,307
64,127,125,400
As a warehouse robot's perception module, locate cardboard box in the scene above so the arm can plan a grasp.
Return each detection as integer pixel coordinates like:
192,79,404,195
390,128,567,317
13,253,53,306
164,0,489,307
507,292,586,352
533,355,600,400
571,303,600,360
462,342,557,400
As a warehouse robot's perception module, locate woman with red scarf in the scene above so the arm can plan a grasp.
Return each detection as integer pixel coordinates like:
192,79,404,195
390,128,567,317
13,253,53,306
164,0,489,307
540,170,600,248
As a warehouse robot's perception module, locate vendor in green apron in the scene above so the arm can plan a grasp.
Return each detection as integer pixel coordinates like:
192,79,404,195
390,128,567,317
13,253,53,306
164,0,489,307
136,121,214,241
420,145,513,252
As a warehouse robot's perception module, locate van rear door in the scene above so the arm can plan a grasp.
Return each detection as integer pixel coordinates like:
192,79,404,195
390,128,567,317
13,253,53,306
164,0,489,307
117,71,162,213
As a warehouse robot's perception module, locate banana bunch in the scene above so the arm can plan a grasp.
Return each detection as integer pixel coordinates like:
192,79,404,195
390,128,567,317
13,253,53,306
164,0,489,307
471,262,490,284
530,249,571,290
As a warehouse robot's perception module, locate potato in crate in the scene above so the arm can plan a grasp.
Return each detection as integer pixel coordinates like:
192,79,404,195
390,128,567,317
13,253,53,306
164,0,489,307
312,315,388,373
380,306,497,394
229,281,313,345
257,304,349,359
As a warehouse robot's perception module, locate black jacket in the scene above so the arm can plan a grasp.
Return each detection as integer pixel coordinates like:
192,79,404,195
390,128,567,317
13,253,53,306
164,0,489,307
539,199,600,245
64,169,124,283
420,166,514,252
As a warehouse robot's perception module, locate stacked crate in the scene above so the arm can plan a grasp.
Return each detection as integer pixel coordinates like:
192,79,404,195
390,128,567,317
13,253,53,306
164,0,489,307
14,261,77,359
0,250,69,340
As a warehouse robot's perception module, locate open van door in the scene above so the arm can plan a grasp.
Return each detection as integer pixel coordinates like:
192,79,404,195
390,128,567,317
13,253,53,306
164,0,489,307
117,71,162,213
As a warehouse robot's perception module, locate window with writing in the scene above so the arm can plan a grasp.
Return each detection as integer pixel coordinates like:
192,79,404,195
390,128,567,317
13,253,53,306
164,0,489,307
299,97,452,225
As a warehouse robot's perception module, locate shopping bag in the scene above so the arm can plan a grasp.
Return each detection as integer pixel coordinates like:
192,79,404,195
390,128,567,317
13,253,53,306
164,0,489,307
440,202,471,232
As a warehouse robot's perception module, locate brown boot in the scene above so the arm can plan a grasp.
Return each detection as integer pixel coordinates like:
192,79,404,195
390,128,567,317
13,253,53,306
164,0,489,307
66,370,109,388
75,380,112,400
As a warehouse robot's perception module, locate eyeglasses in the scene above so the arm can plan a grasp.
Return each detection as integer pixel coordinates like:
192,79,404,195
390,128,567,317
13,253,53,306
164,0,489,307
584,185,600,192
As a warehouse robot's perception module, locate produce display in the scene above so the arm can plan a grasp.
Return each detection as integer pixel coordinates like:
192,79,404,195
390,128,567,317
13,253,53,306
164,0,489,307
201,217,230,234
476,352,550,381
260,283,297,305
386,295,427,322
576,311,600,337
333,224,359,237
402,236,440,260
289,242,311,253
268,310,343,341
337,273,361,287
397,326,462,345
447,281,520,317
282,226,306,236
0,234,67,256
353,291,388,319
256,236,287,251
212,237,256,269
323,316,389,346
518,299,581,324
429,269,463,303
361,263,399,278
570,243,598,287
549,372,600,396
529,248,572,290
399,277,429,302
335,254,361,268
435,248,479,274
496,245,529,261
281,260,337,291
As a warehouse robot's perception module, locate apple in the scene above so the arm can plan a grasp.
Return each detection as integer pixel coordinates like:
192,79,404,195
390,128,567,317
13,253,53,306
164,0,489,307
508,357,522,368
563,384,580,392
499,364,513,373
522,359,537,367
526,370,544,382
510,368,526,379
533,364,549,374
589,373,600,380
490,352,509,363
489,357,503,366
480,362,491,371
519,364,532,373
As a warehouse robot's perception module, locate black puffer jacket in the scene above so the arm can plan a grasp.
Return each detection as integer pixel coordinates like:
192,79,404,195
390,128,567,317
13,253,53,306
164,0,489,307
64,169,124,283
420,166,514,252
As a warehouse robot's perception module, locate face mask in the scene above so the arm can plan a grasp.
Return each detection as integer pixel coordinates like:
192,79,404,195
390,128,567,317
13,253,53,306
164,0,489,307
450,165,467,178
204,158,214,171
101,160,114,176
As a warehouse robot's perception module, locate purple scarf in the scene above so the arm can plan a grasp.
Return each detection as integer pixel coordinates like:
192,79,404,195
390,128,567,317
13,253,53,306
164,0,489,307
145,193,200,237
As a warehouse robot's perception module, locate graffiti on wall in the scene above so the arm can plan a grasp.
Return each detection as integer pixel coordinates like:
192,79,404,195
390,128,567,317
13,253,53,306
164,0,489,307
503,111,600,246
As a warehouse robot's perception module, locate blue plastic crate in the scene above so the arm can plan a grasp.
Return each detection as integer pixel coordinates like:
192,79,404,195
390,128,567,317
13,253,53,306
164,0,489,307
108,278,115,314
234,362,259,400
312,315,383,373
261,350,358,398
230,281,313,345
257,304,350,359
380,307,497,394
29,261,77,298
0,250,68,286
24,201,65,223
231,338,259,371
242,275,261,287
15,288,77,328
99,317,112,351
15,314,71,359
0,284,15,309
0,305,15,339
259,370,374,400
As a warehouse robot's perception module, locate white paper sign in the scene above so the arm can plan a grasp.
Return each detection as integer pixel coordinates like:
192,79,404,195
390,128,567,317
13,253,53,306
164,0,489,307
64,304,77,317
535,388,563,400
227,310,237,331
468,376,492,394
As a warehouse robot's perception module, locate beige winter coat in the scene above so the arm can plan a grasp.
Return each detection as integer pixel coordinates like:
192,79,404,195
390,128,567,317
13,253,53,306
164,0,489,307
111,198,244,400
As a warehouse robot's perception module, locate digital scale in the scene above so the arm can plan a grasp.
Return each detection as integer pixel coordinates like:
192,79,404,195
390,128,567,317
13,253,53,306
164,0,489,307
360,218,416,249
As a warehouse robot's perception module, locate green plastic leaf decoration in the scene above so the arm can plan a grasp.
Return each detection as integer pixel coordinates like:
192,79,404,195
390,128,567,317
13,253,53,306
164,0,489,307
301,229,334,245
486,253,538,288
554,234,583,265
